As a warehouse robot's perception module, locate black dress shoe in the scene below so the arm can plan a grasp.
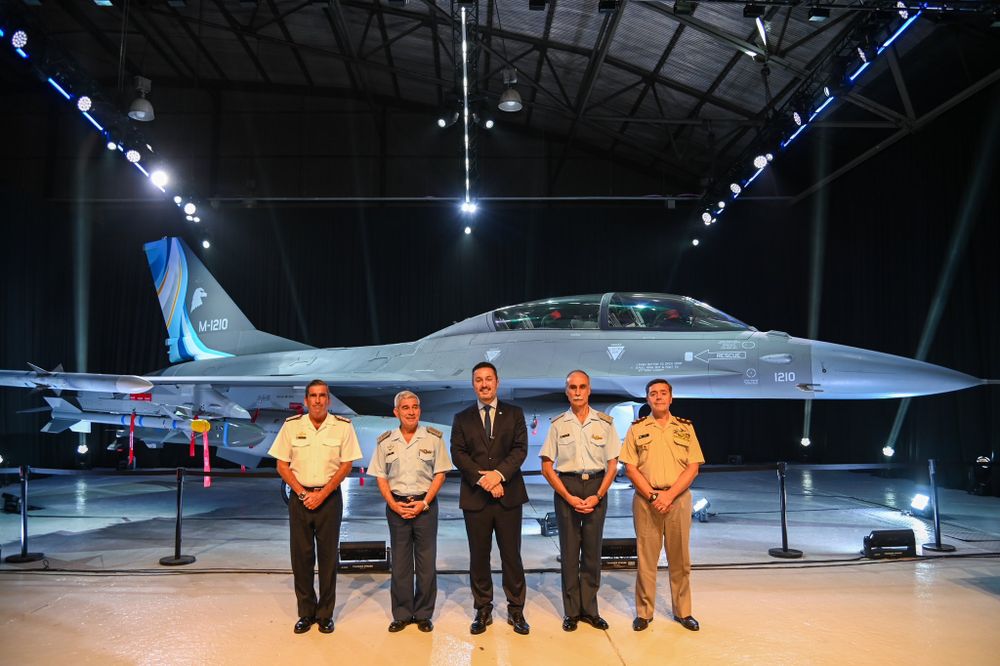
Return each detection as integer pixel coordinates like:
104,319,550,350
580,615,609,630
674,615,700,631
416,619,434,633
632,616,652,632
388,619,410,633
562,616,578,632
508,609,530,635
294,616,315,634
317,618,334,634
470,610,492,635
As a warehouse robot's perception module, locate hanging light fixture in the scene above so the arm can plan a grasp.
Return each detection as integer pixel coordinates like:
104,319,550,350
128,75,155,121
498,68,523,112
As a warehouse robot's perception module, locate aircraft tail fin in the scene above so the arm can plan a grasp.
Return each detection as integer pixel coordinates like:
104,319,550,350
143,237,312,363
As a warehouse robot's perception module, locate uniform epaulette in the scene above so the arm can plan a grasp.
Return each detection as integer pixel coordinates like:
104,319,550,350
549,414,562,422
285,414,303,422
675,416,692,425
426,426,443,438
631,415,648,425
596,411,614,424
376,430,391,443
334,414,352,423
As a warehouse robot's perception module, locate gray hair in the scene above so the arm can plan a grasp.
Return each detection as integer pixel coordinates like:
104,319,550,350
565,369,591,384
393,390,420,408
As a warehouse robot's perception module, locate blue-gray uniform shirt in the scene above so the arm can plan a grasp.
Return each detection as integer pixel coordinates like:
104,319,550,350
367,426,452,495
539,408,622,473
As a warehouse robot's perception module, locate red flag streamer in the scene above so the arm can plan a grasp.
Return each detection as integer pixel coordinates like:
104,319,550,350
190,413,198,457
203,430,211,488
241,465,246,473
128,412,136,467
359,466,365,486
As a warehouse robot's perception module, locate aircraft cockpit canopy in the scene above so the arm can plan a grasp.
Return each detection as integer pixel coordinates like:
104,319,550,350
492,293,750,332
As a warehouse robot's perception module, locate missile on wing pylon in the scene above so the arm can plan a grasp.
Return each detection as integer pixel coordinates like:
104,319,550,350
0,366,153,394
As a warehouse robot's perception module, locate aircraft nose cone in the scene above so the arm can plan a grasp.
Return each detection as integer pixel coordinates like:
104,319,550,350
811,341,980,398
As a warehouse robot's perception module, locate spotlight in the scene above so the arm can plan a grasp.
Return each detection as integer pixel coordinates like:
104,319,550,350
800,437,811,447
691,239,700,247
11,30,28,49
437,117,446,128
743,3,764,19
755,17,767,44
106,141,117,151
822,85,831,97
498,68,523,112
128,75,155,122
150,170,169,189
701,212,712,224
765,152,773,161
484,118,495,129
0,452,4,464
883,445,895,457
753,155,767,169
183,202,197,215
792,111,803,126
125,149,141,163
173,195,182,204
692,497,711,522
437,110,460,129
717,201,726,209
896,1,909,20
186,215,194,221
201,239,211,249
857,46,869,64
808,7,830,22
77,443,89,455
673,0,697,15
192,216,201,223
909,493,931,516
464,226,472,235
77,96,92,112
460,201,478,214
729,182,742,195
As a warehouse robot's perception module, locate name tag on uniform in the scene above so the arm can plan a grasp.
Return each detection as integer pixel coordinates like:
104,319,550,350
560,433,570,438
295,434,307,439
638,433,650,440
419,448,433,455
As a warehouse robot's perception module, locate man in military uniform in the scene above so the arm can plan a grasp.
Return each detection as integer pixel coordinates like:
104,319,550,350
620,378,704,633
540,370,621,632
269,379,362,634
368,390,451,633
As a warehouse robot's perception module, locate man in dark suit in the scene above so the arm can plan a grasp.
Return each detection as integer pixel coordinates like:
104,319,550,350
450,361,530,636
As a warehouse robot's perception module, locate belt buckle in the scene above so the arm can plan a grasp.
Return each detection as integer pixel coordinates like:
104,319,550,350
581,473,591,481
405,496,415,503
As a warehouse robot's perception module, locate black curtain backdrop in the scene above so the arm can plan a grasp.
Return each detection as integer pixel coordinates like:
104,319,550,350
2,86,997,488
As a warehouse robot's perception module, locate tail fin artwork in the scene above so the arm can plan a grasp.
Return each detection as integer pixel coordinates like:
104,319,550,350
144,237,312,363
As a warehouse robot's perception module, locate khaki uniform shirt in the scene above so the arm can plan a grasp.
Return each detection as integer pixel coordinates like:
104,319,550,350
618,414,704,489
539,407,622,473
268,412,363,487
367,426,452,495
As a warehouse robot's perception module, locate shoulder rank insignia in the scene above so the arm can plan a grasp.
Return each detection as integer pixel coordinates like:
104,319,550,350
550,414,563,422
675,416,692,425
334,414,352,423
596,411,613,424
376,430,391,444
285,414,303,422
631,415,648,425
426,426,443,438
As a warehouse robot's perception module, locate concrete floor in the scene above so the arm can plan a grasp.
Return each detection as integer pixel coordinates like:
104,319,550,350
1,468,998,665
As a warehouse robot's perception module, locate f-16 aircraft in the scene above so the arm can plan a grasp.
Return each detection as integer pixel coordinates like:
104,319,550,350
0,237,983,470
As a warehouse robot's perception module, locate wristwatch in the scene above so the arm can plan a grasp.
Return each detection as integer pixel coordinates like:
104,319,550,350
297,491,308,501
648,492,659,504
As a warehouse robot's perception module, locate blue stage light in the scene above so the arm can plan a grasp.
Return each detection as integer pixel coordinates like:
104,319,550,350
82,112,104,131
47,78,71,100
849,62,871,82
133,162,149,177
745,167,765,186
878,11,921,53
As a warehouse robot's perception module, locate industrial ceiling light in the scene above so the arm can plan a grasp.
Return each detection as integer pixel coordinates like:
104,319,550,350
743,3,765,19
808,6,830,22
128,75,155,122
498,68,523,112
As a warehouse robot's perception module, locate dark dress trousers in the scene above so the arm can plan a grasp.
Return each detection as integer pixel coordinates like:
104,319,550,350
450,401,529,612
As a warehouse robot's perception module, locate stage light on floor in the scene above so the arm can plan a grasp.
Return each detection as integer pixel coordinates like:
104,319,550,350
76,96,92,112
463,226,472,235
800,437,811,447
76,443,89,455
150,170,169,189
883,445,895,457
126,149,141,163
692,497,711,522
201,239,211,249
863,529,916,558
910,493,930,512
183,202,197,215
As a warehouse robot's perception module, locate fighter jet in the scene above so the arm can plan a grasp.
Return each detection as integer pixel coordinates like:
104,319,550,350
0,237,983,470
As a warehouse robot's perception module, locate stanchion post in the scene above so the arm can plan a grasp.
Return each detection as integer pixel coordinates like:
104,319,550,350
769,461,803,559
922,458,956,553
159,467,196,566
5,465,44,563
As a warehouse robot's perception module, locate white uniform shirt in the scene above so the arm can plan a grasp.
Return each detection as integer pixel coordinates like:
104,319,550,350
539,407,622,473
367,426,452,496
268,413,363,487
